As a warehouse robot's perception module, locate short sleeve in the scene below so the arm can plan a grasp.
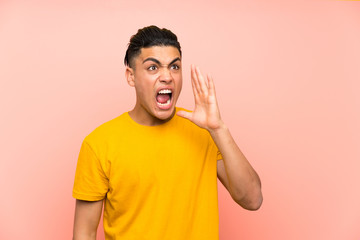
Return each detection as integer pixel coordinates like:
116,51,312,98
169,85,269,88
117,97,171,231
217,150,223,161
72,140,109,201
208,132,222,161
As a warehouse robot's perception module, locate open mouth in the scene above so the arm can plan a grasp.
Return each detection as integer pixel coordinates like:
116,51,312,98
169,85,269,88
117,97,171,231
156,89,173,107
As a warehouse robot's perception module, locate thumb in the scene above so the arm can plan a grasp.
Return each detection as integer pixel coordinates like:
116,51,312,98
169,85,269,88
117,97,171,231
176,111,193,121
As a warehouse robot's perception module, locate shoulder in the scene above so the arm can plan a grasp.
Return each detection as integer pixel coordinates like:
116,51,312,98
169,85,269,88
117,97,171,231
174,107,210,136
84,112,130,145
175,106,191,113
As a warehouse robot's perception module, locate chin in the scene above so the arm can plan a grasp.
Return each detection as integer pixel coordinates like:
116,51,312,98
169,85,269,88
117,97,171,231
154,107,176,121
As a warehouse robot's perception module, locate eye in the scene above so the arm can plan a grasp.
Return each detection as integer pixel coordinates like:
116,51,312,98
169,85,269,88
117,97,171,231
148,65,157,71
171,64,180,70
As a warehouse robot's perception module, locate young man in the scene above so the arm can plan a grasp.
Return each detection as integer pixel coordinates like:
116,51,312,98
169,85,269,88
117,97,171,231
73,25,262,240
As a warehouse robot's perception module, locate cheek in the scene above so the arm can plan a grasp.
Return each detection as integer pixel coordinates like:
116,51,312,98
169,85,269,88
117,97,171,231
135,80,156,99
176,74,183,90
178,80,183,92
137,85,152,98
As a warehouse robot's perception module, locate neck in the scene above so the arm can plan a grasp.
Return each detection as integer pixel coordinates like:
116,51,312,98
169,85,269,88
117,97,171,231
128,105,176,126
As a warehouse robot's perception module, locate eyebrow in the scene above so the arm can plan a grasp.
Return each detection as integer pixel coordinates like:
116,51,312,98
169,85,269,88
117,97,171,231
142,57,181,66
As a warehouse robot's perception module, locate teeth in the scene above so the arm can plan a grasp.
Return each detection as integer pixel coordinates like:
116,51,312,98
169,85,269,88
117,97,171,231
158,99,171,106
158,89,172,94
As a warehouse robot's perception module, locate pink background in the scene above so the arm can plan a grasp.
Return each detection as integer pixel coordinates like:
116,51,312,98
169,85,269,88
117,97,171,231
1,0,359,239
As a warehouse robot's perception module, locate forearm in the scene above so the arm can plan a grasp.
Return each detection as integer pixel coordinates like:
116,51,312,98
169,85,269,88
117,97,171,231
73,231,97,240
209,122,262,210
177,64,262,209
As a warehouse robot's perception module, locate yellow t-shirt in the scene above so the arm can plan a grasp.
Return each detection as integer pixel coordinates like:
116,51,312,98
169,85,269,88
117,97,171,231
73,107,222,240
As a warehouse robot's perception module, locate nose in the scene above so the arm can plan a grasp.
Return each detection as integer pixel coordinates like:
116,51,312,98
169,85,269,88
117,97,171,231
159,68,173,83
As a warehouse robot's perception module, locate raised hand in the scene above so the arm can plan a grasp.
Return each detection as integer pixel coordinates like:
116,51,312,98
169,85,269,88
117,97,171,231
177,64,223,132
178,65,263,210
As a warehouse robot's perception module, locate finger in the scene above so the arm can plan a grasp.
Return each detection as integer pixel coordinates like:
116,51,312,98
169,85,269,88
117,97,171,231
191,65,201,104
176,110,193,121
191,75,201,105
195,66,208,94
191,64,201,94
207,74,216,97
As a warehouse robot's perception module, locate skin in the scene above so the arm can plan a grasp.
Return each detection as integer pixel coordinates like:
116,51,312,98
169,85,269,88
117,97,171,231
177,65,263,210
73,199,103,240
73,45,263,239
125,46,182,126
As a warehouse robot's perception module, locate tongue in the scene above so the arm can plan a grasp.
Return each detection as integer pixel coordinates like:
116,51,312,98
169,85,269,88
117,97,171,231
156,94,170,104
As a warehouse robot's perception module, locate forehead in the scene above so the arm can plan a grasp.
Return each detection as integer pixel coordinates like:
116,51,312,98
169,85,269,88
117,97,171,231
136,46,181,64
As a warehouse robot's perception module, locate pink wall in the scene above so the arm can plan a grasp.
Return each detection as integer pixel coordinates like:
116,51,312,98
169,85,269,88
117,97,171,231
1,0,359,239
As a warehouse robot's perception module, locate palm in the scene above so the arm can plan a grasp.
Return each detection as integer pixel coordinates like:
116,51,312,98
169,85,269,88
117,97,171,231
177,65,222,131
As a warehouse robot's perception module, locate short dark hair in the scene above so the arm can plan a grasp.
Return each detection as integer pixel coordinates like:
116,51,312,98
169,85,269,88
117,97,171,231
124,25,182,68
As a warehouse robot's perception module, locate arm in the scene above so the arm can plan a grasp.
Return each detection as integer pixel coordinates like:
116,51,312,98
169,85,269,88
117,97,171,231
177,65,262,210
73,199,104,240
212,127,262,210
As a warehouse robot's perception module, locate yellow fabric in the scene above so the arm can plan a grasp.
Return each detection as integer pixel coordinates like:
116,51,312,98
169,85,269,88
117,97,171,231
73,107,222,240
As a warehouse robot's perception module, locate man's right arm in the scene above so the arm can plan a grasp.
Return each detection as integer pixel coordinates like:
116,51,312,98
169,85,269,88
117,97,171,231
73,199,104,240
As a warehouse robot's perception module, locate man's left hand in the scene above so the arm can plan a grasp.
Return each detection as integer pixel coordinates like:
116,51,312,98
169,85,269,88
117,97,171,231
177,64,223,132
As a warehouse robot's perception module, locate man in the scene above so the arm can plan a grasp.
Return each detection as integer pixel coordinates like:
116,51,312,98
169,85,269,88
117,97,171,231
73,25,262,240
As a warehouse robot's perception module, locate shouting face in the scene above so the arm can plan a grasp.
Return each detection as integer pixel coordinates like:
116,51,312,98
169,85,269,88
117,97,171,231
126,46,182,126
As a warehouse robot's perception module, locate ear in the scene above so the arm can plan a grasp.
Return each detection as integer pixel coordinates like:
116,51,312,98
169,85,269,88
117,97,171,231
125,67,135,87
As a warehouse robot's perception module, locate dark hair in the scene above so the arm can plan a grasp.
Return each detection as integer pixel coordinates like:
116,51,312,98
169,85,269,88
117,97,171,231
124,25,182,68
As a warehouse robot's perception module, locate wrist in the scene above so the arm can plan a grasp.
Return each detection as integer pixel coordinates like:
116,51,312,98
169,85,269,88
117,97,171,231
208,120,227,136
